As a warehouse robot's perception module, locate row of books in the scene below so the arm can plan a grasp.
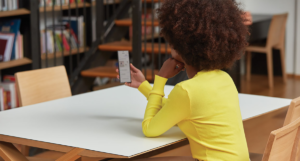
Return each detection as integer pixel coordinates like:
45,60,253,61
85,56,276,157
41,16,84,54
40,0,86,7
0,75,18,111
0,19,24,62
0,0,24,11
41,29,78,54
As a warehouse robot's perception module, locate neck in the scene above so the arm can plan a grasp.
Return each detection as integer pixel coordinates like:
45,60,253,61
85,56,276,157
185,65,199,79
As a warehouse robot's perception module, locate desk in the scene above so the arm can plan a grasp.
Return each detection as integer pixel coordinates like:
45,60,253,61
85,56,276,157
0,85,291,160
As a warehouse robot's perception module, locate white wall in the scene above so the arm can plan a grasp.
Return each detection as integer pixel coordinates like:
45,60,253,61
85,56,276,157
295,1,300,75
236,0,296,75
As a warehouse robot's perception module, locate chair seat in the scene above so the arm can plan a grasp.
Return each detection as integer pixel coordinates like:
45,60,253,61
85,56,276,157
246,45,267,53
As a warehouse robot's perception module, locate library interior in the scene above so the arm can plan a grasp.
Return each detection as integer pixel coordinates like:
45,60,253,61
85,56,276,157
0,0,300,161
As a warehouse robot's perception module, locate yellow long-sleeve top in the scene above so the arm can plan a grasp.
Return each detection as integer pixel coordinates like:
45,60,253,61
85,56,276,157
138,70,249,161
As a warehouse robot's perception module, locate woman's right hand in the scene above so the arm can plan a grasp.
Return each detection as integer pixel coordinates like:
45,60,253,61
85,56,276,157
116,64,146,89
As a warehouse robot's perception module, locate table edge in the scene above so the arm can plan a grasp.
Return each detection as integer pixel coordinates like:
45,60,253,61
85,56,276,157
0,134,127,158
242,105,289,122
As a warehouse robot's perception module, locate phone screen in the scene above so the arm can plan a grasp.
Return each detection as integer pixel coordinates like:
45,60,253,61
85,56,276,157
118,51,131,83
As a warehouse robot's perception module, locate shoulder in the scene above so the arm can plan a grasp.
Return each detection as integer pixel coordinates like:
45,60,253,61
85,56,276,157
168,82,190,100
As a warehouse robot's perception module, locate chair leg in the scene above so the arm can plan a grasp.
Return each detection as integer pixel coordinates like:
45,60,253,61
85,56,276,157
266,50,274,88
279,47,287,83
246,51,252,81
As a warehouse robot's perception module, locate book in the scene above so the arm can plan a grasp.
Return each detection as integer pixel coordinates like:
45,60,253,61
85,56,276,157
3,90,10,110
3,75,16,82
0,82,16,109
18,32,23,59
2,0,7,11
3,75,18,107
0,32,15,62
62,16,84,47
0,88,4,111
7,0,12,11
0,39,7,60
0,19,21,60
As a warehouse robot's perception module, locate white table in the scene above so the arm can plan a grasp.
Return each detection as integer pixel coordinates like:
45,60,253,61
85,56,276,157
0,85,292,160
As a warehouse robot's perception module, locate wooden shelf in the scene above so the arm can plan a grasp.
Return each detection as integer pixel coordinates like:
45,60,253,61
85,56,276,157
81,66,158,81
39,2,91,12
0,9,30,18
115,19,159,27
141,33,160,41
41,47,89,60
98,41,171,54
0,58,32,70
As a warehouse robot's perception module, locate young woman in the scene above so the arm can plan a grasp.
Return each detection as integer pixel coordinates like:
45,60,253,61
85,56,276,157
117,0,250,160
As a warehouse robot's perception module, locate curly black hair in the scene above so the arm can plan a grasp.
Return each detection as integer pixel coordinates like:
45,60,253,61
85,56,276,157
158,0,249,70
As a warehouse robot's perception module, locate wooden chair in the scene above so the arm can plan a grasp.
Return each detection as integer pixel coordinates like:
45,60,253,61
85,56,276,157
284,97,300,126
246,13,288,88
15,66,72,107
260,117,300,161
14,66,71,159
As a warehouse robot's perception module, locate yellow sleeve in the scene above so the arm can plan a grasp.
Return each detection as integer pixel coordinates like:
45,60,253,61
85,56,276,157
138,80,167,106
142,75,190,137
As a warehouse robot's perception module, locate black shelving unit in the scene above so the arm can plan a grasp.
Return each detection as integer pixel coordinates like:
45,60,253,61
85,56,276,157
0,0,40,78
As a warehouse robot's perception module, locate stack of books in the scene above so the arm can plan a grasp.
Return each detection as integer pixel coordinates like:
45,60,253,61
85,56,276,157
0,19,24,62
0,75,19,111
0,0,25,11
41,16,84,54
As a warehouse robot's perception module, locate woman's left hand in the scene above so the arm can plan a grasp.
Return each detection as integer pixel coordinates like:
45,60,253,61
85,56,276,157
158,58,185,79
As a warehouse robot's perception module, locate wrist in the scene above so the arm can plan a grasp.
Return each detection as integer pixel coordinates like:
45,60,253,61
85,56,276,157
158,72,168,79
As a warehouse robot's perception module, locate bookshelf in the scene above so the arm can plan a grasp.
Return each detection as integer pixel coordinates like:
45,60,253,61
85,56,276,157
0,0,40,81
41,47,89,60
0,9,31,18
0,58,32,70
39,2,91,12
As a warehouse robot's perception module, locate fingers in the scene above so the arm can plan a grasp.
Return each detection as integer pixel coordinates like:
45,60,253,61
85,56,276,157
125,82,131,87
130,64,140,73
175,63,185,72
173,59,185,66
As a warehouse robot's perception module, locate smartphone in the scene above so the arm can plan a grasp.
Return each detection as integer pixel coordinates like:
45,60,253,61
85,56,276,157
118,51,131,83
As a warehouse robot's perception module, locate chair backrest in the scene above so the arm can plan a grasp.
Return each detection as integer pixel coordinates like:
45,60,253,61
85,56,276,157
262,117,300,161
284,97,300,126
15,66,72,106
266,13,288,48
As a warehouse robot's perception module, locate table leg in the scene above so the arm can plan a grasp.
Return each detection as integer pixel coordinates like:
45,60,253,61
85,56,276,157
0,141,28,161
55,148,84,161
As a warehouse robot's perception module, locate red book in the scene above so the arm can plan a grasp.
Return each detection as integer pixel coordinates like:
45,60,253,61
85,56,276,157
70,29,79,45
0,39,7,62
3,75,15,82
66,23,79,45
61,34,70,51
